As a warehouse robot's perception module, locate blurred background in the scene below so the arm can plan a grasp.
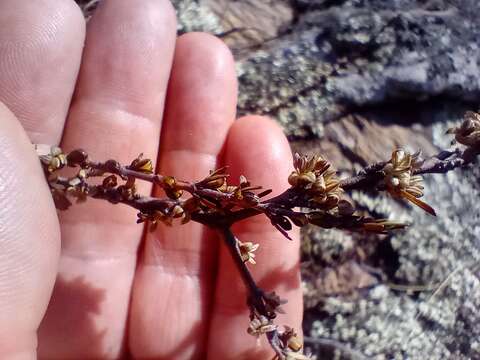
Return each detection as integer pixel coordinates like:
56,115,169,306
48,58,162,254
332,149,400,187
76,1,480,358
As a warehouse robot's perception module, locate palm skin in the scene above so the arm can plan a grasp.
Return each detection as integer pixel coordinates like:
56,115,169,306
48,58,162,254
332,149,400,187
0,0,302,359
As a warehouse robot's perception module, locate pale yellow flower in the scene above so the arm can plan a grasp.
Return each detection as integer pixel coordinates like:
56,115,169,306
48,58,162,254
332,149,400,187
238,241,260,265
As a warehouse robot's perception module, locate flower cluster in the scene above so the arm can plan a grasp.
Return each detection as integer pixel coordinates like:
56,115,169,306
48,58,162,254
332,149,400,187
247,297,309,360
223,175,263,208
247,315,277,336
279,327,309,360
36,144,67,173
289,153,342,210
247,314,309,359
137,204,186,229
383,149,435,216
238,240,260,265
277,153,412,236
447,111,480,147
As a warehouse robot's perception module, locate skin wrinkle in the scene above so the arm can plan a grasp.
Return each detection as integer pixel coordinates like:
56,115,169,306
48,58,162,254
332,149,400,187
58,220,142,255
144,263,211,279
0,11,59,54
0,107,60,275
74,2,175,121
59,216,145,229
68,98,163,127
61,115,160,169
0,333,37,360
143,242,218,276
60,251,137,263
162,148,220,163
0,103,61,358
0,0,85,144
64,102,161,157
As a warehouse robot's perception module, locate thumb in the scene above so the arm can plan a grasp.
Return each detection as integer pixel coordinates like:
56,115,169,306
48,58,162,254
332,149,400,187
0,102,60,358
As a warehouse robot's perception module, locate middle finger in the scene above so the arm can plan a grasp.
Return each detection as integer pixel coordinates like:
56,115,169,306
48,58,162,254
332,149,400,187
38,0,177,357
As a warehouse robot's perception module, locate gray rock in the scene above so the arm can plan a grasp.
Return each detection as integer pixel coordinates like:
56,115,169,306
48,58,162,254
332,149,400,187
170,0,223,35
305,120,480,359
236,1,480,139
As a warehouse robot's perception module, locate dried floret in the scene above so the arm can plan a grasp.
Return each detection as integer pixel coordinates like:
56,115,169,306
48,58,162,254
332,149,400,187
35,144,67,173
247,315,277,337
383,149,435,216
238,241,260,265
447,111,480,147
128,153,154,174
289,153,342,209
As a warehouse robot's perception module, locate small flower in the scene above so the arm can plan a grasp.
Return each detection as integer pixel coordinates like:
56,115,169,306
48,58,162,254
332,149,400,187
66,149,88,167
117,184,137,200
180,197,199,224
383,149,435,216
171,205,184,218
280,326,303,352
128,153,154,174
289,153,342,209
447,111,480,147
238,241,260,265
289,153,330,187
247,315,277,337
274,326,312,360
219,175,262,207
162,176,183,199
36,144,67,173
137,203,190,231
199,166,229,189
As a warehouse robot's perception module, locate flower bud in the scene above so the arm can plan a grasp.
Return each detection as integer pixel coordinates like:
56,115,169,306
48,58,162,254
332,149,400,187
66,149,88,166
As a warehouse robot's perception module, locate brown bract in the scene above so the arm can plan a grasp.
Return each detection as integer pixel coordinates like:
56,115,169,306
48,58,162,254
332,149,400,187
447,111,480,147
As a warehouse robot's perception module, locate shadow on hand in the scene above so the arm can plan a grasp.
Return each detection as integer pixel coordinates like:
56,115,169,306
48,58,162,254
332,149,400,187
38,275,107,358
257,262,302,294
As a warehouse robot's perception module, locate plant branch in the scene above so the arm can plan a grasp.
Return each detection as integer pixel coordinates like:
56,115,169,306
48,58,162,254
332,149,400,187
43,143,479,232
35,110,480,360
340,145,479,192
221,228,268,314
221,227,305,359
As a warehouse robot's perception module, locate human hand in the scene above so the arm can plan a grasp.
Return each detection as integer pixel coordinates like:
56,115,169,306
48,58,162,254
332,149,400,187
0,0,302,358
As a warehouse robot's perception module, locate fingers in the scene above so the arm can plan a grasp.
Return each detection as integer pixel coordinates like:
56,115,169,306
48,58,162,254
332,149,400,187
129,33,237,359
0,0,85,144
207,116,303,359
0,103,60,358
37,0,177,357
